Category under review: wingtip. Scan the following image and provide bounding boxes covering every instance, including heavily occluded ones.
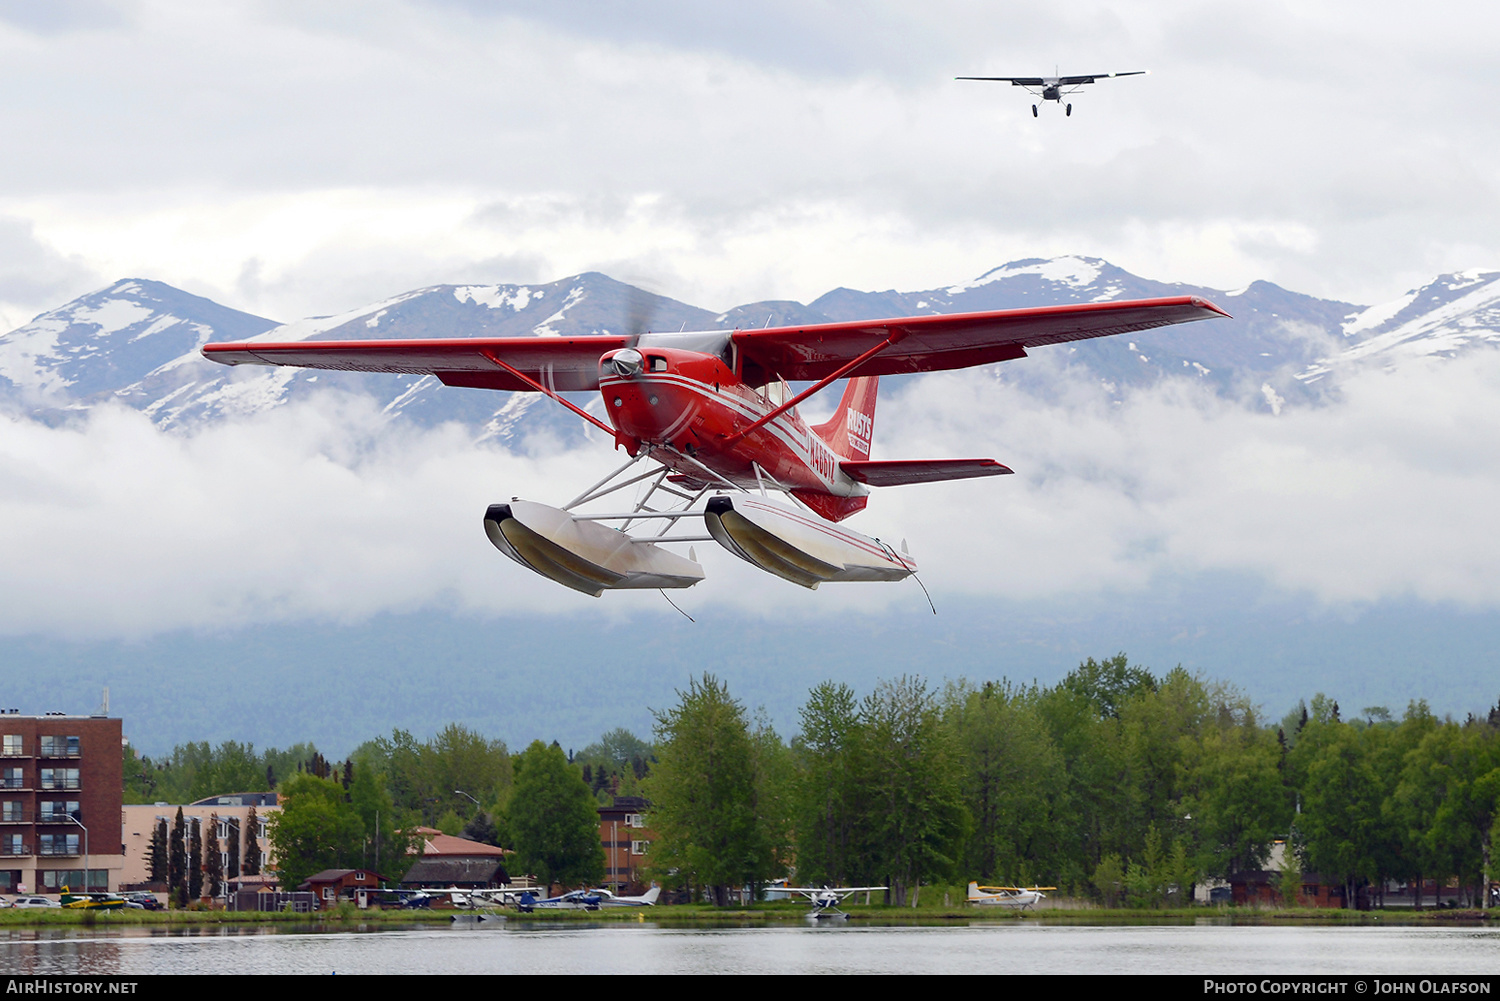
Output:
[1191,296,1233,319]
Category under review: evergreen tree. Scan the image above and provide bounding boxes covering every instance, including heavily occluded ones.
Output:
[170,808,187,907]
[204,814,223,898]
[149,817,168,885]
[226,817,241,880]
[243,807,261,876]
[188,818,203,901]
[509,740,604,889]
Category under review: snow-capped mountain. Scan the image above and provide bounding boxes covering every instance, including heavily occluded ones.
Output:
[0,279,277,411]
[7,258,1500,435]
[1299,269,1500,384]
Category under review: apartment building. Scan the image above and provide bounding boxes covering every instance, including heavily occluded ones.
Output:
[597,796,654,892]
[0,712,124,894]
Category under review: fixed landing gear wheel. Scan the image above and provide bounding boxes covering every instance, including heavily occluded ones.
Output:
[1032,105,1038,117]
[1066,104,1072,116]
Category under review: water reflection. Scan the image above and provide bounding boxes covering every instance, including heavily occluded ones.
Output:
[1,920,1496,975]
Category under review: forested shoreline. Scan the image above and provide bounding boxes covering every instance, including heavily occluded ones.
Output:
[125,655,1500,908]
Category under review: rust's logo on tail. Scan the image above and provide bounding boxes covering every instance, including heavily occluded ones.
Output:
[815,376,878,461]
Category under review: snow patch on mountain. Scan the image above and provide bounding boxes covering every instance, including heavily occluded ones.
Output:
[948,256,1103,295]
[258,289,425,342]
[454,285,540,311]
[1302,270,1500,384]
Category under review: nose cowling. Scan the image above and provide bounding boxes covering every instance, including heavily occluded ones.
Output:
[605,347,643,379]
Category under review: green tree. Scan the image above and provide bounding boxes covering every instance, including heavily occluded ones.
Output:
[267,773,365,890]
[1290,714,1382,907]
[349,763,419,880]
[508,741,603,889]
[170,808,186,907]
[188,818,203,901]
[225,816,240,880]
[1180,705,1290,878]
[944,680,1064,883]
[204,814,223,898]
[149,817,168,885]
[793,682,864,886]
[645,674,778,905]
[243,807,261,876]
[857,676,967,905]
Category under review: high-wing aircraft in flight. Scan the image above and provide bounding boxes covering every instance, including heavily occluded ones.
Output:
[957,70,1147,117]
[203,295,1226,597]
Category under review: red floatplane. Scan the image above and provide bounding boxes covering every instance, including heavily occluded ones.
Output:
[203,295,1226,595]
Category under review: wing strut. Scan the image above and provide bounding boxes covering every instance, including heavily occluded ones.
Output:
[722,328,907,445]
[479,349,618,438]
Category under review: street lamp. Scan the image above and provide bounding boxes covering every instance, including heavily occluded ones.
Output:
[61,811,90,893]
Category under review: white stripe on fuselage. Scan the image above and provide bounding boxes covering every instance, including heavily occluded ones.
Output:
[600,373,864,497]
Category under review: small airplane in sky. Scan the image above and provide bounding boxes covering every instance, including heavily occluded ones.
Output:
[781,884,888,919]
[967,882,1056,909]
[957,70,1147,117]
[203,294,1225,597]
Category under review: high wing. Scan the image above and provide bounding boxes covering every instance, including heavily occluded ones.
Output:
[957,71,1146,86]
[202,334,629,392]
[730,295,1227,383]
[201,296,1226,389]
[956,76,1046,86]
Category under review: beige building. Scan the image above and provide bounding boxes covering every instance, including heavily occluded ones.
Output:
[121,794,280,890]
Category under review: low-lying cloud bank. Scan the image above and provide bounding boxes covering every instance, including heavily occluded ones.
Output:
[3,349,1498,639]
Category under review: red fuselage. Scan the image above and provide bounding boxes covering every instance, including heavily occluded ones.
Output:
[598,346,868,521]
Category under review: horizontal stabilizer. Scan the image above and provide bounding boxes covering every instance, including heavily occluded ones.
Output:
[840,458,1013,487]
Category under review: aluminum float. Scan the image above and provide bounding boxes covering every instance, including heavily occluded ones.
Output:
[483,499,705,597]
[703,494,915,589]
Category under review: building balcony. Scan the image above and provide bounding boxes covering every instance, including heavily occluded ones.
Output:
[0,810,31,824]
[0,844,32,858]
[0,779,30,791]
[37,844,81,857]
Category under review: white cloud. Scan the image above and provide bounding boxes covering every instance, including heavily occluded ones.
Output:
[5,346,1500,640]
[1,0,1500,323]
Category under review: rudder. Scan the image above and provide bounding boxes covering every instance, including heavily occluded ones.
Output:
[812,375,878,461]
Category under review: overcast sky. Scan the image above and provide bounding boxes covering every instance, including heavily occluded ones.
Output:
[5,1,1500,649]
[2,0,1499,333]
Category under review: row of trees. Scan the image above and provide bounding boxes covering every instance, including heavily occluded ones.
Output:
[267,732,607,892]
[125,741,318,805]
[641,661,1500,908]
[130,657,1500,908]
[147,807,262,905]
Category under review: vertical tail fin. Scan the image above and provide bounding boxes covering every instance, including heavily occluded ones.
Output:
[812,376,878,461]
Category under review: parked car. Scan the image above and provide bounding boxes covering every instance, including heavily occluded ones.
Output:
[12,896,60,909]
[121,892,162,911]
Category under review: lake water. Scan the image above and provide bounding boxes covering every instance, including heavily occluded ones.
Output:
[2,918,1499,976]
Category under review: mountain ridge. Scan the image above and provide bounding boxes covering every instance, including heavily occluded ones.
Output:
[5,258,1499,436]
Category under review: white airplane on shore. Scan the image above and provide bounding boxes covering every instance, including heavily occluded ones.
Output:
[967,882,1055,909]
[781,885,887,919]
[597,886,661,907]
